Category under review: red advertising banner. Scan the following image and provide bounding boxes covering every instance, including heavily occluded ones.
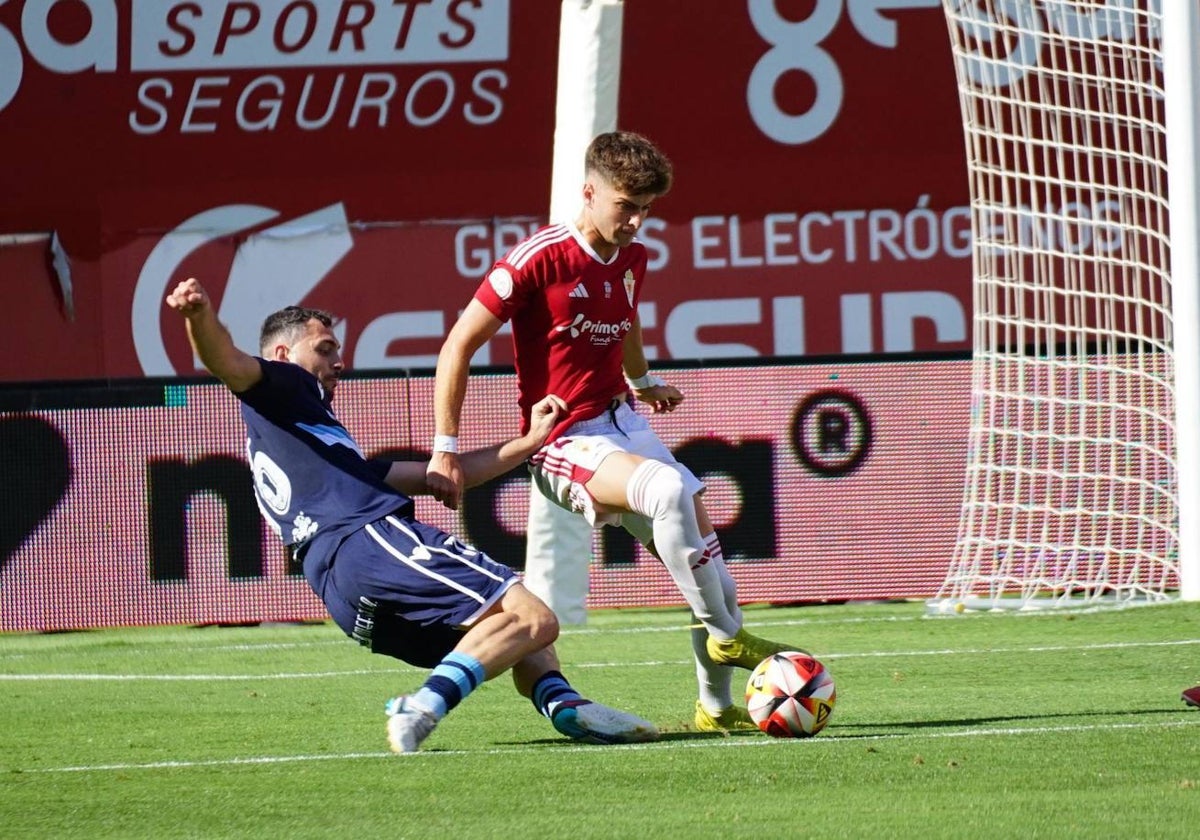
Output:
[0,359,969,632]
[0,0,973,383]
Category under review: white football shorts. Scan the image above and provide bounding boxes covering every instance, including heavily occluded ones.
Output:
[529,399,704,537]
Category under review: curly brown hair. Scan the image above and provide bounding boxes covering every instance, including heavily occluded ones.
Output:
[585,131,673,196]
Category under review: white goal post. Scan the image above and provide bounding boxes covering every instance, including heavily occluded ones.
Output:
[928,0,1200,612]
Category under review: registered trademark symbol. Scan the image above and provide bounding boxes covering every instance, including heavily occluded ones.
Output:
[790,389,872,476]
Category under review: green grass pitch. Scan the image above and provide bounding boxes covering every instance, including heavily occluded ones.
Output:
[3,600,1199,838]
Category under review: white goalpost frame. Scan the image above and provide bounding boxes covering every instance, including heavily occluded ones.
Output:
[521,0,624,623]
[1163,0,1200,600]
[930,0,1200,612]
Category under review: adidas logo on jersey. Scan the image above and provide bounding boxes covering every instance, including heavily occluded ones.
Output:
[568,283,589,299]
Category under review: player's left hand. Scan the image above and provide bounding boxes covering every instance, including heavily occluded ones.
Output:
[426,451,464,511]
[632,383,684,413]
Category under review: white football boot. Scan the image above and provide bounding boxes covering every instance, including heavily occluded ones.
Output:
[550,699,659,744]
[385,696,439,754]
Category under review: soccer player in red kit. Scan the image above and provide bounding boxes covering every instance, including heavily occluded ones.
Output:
[428,131,806,732]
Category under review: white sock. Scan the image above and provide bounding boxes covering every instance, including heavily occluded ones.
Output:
[704,533,744,628]
[625,460,740,638]
[691,536,745,711]
[691,620,735,711]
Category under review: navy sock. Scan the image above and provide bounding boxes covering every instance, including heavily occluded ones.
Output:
[531,670,584,719]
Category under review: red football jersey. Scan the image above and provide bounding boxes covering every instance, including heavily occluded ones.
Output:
[473,223,647,440]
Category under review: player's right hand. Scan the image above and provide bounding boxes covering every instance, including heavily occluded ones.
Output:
[632,382,684,414]
[526,394,567,447]
[165,277,211,316]
[426,451,464,511]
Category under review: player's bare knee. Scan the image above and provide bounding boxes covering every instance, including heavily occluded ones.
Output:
[495,582,558,651]
[507,586,560,647]
[533,598,560,646]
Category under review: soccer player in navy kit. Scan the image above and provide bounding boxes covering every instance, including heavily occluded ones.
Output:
[165,277,657,753]
[429,131,806,734]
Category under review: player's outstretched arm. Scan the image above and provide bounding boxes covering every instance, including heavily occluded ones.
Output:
[459,393,566,486]
[164,278,262,393]
[427,299,504,509]
[385,395,566,496]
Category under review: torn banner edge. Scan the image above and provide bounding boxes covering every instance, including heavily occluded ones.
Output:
[0,231,74,322]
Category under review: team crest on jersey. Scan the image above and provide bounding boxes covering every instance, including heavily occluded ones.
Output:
[291,511,318,543]
[623,270,636,306]
[488,267,514,300]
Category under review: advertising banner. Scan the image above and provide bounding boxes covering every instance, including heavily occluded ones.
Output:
[0,0,973,383]
[0,359,969,632]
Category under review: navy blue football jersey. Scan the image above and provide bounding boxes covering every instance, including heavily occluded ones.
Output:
[236,359,412,551]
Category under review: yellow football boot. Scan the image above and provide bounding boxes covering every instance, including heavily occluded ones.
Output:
[694,701,758,733]
[706,627,804,670]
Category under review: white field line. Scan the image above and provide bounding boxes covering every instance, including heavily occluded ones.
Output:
[0,639,350,659]
[5,619,781,656]
[19,718,1200,775]
[3,637,1199,681]
[0,669,403,681]
[559,614,928,635]
[0,612,926,660]
[1,605,1188,658]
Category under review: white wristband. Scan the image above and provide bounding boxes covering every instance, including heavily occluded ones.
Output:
[626,373,665,390]
[433,434,459,453]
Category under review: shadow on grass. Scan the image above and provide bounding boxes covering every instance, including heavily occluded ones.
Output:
[497,707,1197,748]
[512,728,764,747]
[835,705,1191,735]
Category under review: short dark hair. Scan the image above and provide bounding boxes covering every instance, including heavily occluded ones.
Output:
[259,306,334,354]
[585,131,673,196]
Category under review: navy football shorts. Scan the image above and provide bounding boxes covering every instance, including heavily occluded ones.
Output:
[302,514,519,667]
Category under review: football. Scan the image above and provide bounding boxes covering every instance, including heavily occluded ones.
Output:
[745,651,836,738]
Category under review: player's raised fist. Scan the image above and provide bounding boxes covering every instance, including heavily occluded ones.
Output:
[165,278,211,315]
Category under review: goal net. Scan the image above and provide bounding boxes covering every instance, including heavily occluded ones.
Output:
[928,0,1184,612]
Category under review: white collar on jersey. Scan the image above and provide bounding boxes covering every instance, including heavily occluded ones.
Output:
[567,221,622,265]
